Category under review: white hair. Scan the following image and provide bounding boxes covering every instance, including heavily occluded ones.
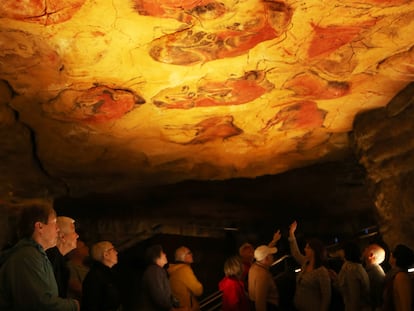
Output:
[57,216,75,234]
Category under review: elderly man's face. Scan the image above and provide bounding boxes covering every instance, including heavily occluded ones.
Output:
[182,248,194,264]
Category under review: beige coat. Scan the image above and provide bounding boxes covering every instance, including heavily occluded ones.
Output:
[248,262,279,311]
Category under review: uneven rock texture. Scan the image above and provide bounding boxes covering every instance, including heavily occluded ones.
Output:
[353,82,414,249]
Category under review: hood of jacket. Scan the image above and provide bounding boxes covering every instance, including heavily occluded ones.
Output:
[0,238,43,266]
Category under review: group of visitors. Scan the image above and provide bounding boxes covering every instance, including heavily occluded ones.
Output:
[0,202,204,311]
[1,202,413,311]
[219,220,414,311]
[0,203,122,311]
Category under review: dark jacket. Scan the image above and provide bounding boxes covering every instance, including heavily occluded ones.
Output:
[139,264,176,311]
[81,261,121,311]
[0,238,78,311]
[47,246,70,298]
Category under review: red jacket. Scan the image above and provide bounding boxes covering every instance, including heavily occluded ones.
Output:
[219,276,251,311]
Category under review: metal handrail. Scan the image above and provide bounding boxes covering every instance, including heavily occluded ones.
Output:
[271,254,290,266]
[199,290,223,310]
[204,302,222,311]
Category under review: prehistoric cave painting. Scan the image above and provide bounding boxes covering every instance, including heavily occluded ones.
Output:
[0,29,64,93]
[308,20,377,59]
[186,115,243,144]
[0,0,86,25]
[262,101,327,131]
[149,0,292,65]
[43,86,145,124]
[153,70,274,109]
[132,0,226,23]
[284,72,351,99]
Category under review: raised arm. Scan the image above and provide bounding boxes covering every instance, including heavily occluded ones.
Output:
[288,221,307,265]
[268,229,281,248]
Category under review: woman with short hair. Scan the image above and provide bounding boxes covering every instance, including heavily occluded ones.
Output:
[219,256,251,311]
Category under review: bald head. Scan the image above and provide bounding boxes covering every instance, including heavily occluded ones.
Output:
[364,244,385,265]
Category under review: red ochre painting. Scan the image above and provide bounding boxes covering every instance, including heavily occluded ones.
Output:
[43,86,145,124]
[186,115,243,144]
[153,71,274,109]
[263,101,327,132]
[148,0,292,65]
[1,0,414,179]
[308,20,377,59]
[284,73,351,100]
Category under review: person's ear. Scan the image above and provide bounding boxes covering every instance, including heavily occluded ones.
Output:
[35,221,43,230]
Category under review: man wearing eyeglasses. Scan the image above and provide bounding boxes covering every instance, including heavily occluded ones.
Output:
[81,241,121,311]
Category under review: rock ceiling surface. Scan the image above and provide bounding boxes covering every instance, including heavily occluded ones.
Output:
[0,0,414,201]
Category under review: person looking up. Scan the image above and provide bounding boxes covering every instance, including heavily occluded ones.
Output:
[81,241,121,311]
[383,244,414,311]
[362,243,386,311]
[219,255,251,311]
[248,242,281,311]
[239,229,282,290]
[168,246,203,311]
[138,244,180,311]
[0,202,79,310]
[334,241,370,311]
[239,242,255,289]
[46,216,79,298]
[288,220,331,311]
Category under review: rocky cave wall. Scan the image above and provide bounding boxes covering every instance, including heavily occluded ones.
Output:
[352,82,414,250]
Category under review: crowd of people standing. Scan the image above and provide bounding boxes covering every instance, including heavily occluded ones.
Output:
[0,202,205,311]
[218,220,414,311]
[0,202,414,311]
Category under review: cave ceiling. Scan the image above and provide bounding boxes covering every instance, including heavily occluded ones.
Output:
[0,0,414,228]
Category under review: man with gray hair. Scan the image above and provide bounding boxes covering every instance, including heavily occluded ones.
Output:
[168,246,203,310]
[82,241,121,311]
[47,216,79,298]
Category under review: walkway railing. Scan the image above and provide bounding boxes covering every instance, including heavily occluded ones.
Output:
[199,290,223,311]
